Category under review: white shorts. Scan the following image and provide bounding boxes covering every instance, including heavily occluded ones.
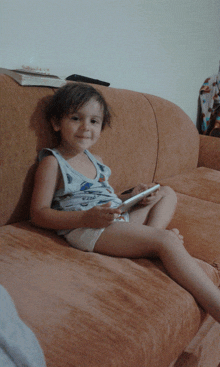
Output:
[64,212,129,252]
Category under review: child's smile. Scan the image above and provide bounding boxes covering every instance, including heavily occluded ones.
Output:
[53,98,104,155]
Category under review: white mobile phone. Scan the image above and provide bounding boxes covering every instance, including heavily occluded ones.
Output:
[118,184,160,212]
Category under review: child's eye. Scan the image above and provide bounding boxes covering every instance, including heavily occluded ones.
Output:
[91,119,102,125]
[71,116,79,121]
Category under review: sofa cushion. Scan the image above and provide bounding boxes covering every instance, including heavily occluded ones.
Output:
[0,75,55,226]
[156,167,220,265]
[90,86,159,193]
[165,193,220,266]
[0,222,219,367]
[143,93,200,181]
[158,167,220,204]
[172,315,220,367]
[198,135,220,171]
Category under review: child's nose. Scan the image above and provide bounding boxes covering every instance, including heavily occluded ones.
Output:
[80,119,90,130]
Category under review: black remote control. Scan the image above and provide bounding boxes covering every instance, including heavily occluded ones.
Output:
[65,74,110,87]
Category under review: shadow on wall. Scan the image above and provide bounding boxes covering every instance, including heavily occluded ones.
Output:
[29,94,59,153]
[7,95,58,225]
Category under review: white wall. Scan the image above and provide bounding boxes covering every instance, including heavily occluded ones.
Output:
[1,0,219,123]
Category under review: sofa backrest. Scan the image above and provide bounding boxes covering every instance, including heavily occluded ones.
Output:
[143,93,200,182]
[0,75,199,226]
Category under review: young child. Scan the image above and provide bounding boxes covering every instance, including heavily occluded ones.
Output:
[31,83,220,323]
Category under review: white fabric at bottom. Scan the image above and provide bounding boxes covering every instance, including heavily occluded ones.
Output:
[0,285,46,367]
[64,227,105,252]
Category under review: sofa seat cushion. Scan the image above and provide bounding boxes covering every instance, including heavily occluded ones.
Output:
[157,167,220,204]
[171,315,220,367]
[0,222,219,367]
[163,192,220,267]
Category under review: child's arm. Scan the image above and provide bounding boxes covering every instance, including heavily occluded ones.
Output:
[30,156,121,231]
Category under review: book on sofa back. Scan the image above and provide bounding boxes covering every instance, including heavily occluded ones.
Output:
[0,67,66,87]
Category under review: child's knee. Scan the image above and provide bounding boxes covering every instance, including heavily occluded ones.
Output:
[161,186,177,203]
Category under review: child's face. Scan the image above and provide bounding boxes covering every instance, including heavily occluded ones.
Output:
[52,98,104,154]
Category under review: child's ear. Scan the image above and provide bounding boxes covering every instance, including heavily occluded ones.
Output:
[51,119,61,132]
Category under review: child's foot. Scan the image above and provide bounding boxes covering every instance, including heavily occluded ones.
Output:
[171,228,184,243]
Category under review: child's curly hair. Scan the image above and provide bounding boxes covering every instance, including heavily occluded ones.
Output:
[45,82,111,131]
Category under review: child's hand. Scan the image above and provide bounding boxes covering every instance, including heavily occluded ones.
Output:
[84,202,121,228]
[132,183,160,206]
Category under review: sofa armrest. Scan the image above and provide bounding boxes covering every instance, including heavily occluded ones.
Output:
[198,135,220,171]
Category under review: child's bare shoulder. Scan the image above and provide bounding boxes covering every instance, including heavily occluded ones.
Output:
[37,154,59,177]
[40,153,58,164]
[34,153,61,192]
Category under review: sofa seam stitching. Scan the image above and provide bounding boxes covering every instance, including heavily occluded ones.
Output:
[141,93,159,182]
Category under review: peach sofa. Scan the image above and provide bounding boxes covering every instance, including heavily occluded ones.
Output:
[1,74,220,367]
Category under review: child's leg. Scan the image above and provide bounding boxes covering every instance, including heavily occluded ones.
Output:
[130,186,177,229]
[94,223,220,323]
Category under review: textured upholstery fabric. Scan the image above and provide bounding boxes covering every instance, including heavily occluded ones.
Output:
[198,135,220,171]
[90,87,158,193]
[0,222,219,367]
[0,75,55,226]
[170,315,220,367]
[158,168,220,265]
[158,167,220,204]
[143,94,200,181]
[1,75,220,366]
